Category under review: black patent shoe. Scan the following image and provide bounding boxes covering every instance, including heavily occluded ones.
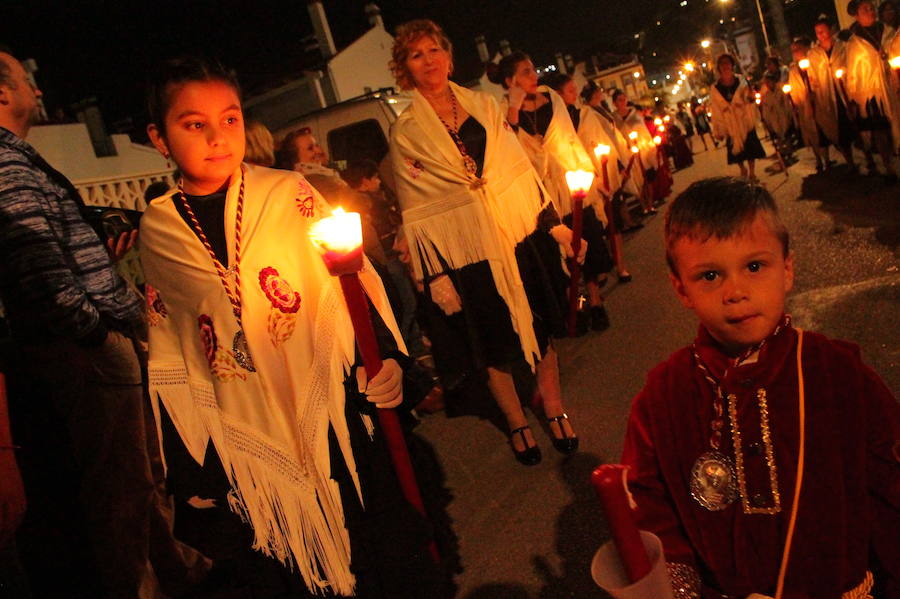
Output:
[591,305,611,331]
[510,425,542,466]
[547,413,579,454]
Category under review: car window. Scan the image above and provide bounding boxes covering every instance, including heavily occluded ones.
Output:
[326,119,389,165]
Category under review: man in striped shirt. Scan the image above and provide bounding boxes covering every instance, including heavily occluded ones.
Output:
[0,50,208,598]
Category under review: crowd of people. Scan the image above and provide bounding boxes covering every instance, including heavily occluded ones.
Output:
[0,7,898,599]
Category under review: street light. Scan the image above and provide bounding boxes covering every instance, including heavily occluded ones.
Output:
[684,62,695,72]
[633,71,641,78]
[701,40,711,48]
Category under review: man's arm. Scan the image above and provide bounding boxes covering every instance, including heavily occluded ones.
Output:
[0,163,106,344]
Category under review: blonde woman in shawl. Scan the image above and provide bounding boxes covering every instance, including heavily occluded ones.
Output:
[140,56,442,597]
[845,0,899,183]
[243,119,274,167]
[496,57,615,330]
[810,15,860,171]
[788,38,832,172]
[549,73,634,291]
[611,90,658,215]
[710,53,766,180]
[388,21,581,466]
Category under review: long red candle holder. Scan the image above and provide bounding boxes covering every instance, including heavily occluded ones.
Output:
[564,170,593,337]
[313,211,439,563]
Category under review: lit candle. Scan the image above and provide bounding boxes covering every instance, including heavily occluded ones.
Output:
[663,115,671,123]
[594,144,612,194]
[564,170,594,336]
[658,125,666,132]
[310,207,438,562]
[890,56,900,69]
[653,117,663,126]
[782,84,792,94]
[592,465,653,583]
[630,145,639,153]
[628,131,638,141]
[834,68,844,78]
[798,58,810,70]
[653,135,662,145]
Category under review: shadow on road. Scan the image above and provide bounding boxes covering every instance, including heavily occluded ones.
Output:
[461,583,532,598]
[535,453,613,599]
[798,166,900,250]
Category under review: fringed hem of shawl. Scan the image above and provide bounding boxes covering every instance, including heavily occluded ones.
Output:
[149,365,356,597]
[403,198,497,280]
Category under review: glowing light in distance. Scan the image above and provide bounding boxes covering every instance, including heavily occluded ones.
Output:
[653,135,662,145]
[782,84,792,94]
[654,117,663,126]
[798,58,810,70]
[834,68,844,78]
[890,56,900,69]
[633,71,641,78]
[701,40,711,48]
[628,131,638,140]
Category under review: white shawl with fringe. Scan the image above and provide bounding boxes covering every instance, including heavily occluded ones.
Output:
[845,24,900,146]
[808,42,844,144]
[787,64,820,147]
[140,164,404,597]
[760,85,794,137]
[589,104,644,196]
[503,86,604,219]
[710,75,760,155]
[576,104,625,196]
[613,106,659,178]
[389,82,544,367]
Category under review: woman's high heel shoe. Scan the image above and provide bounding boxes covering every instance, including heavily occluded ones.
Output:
[546,413,579,454]
[510,425,542,466]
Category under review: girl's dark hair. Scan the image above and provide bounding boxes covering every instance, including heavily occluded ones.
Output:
[717,53,737,69]
[879,0,895,17]
[814,13,834,27]
[146,56,241,132]
[341,159,380,188]
[664,177,789,274]
[543,72,573,93]
[581,80,600,103]
[488,51,530,88]
[611,89,627,103]
[791,36,812,49]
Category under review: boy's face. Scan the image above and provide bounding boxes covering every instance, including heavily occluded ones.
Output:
[669,214,794,354]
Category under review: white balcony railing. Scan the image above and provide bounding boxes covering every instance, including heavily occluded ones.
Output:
[75,169,176,212]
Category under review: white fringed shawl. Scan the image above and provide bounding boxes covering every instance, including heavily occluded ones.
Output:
[503,86,603,218]
[787,64,820,147]
[710,75,760,155]
[589,104,644,196]
[389,82,544,367]
[576,104,624,195]
[808,42,844,144]
[845,24,900,146]
[613,106,658,184]
[140,165,404,597]
[760,85,795,138]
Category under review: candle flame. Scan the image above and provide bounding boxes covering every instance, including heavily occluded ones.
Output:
[663,115,671,122]
[782,84,792,94]
[755,98,761,104]
[659,125,666,132]
[653,117,663,126]
[685,62,695,72]
[309,207,363,254]
[890,56,900,69]
[565,170,594,194]
[630,145,639,154]
[798,58,810,70]
[628,131,638,140]
[594,144,611,157]
[834,68,844,78]
[653,135,662,145]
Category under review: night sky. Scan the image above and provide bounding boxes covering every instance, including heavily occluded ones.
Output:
[5,0,830,133]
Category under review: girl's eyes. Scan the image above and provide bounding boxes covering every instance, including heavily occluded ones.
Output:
[225,116,240,125]
[701,271,718,282]
[185,121,204,130]
[748,261,762,273]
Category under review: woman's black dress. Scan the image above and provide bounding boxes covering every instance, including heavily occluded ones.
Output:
[164,192,446,599]
[714,80,766,164]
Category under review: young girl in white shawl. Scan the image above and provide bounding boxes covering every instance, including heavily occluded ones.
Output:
[710,54,766,180]
[388,21,581,466]
[810,15,860,171]
[140,56,443,598]
[845,0,899,182]
[612,90,658,215]
[788,38,831,172]
[496,54,615,330]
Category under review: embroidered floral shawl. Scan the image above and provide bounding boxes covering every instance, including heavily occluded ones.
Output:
[390,82,545,367]
[140,164,404,596]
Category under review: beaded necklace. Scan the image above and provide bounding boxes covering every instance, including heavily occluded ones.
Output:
[434,90,479,178]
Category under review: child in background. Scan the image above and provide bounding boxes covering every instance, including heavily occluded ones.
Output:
[621,177,899,598]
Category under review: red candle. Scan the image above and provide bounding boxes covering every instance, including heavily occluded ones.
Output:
[311,209,439,562]
[601,156,610,196]
[592,464,652,582]
[564,170,593,337]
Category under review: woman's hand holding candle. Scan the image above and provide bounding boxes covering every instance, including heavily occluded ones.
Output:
[357,358,404,408]
[550,224,587,263]
[429,274,462,315]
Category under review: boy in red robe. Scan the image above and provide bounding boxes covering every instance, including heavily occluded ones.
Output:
[622,177,899,598]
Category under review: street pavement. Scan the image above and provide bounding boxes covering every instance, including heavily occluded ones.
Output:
[413,135,900,599]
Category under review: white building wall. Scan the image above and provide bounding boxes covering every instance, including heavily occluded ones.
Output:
[328,26,397,101]
[27,123,169,183]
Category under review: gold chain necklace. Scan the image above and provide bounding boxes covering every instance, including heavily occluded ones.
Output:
[177,166,255,372]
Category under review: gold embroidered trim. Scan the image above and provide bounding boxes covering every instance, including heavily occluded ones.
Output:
[666,562,701,599]
[729,388,781,514]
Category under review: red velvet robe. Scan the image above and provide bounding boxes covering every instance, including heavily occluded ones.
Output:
[622,322,900,598]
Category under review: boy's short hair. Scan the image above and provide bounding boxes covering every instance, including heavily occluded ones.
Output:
[664,177,789,275]
[341,159,379,189]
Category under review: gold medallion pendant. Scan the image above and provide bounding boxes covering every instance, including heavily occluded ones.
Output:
[232,329,256,372]
[690,451,738,511]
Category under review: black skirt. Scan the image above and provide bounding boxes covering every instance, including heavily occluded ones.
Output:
[726,128,766,164]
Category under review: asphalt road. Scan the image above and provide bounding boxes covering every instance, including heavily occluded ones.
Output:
[414,136,900,599]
